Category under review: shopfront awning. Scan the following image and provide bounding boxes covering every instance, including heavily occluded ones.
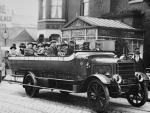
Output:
[62,16,143,31]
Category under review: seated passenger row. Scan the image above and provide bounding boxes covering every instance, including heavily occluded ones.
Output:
[8,40,75,57]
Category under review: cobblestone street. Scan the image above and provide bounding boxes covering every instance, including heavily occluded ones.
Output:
[0,81,150,113]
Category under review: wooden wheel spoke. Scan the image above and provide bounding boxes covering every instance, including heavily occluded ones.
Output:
[97,92,105,97]
[97,96,104,107]
[91,85,97,94]
[97,86,102,94]
[136,96,138,103]
[91,98,97,107]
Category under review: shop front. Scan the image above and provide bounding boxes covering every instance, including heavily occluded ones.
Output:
[61,16,144,56]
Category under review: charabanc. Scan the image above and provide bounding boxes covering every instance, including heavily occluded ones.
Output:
[4,40,150,113]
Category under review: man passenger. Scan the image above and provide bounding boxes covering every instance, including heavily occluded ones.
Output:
[46,40,58,56]
[58,42,68,57]
[24,42,34,56]
[66,40,75,55]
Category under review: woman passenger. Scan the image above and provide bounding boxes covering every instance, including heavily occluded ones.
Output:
[9,46,18,56]
[18,43,26,56]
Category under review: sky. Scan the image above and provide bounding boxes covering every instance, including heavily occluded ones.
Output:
[0,0,38,17]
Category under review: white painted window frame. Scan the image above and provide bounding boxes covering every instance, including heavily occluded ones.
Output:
[129,0,143,4]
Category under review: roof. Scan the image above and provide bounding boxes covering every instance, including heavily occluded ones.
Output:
[63,16,138,30]
[9,28,35,41]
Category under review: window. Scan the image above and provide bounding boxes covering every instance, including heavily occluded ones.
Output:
[42,0,46,19]
[51,0,62,18]
[82,0,89,16]
[129,0,143,4]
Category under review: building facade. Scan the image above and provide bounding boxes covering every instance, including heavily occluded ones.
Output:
[38,0,111,41]
[38,0,149,67]
[101,0,150,67]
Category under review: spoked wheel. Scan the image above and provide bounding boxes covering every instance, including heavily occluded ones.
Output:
[24,74,39,97]
[126,81,148,107]
[87,79,109,113]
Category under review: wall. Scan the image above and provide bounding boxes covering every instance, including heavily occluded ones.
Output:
[109,0,150,67]
[67,0,81,21]
[89,0,110,17]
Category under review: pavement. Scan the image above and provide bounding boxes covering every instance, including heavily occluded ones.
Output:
[0,81,150,113]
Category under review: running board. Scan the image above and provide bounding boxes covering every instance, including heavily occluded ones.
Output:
[6,80,75,93]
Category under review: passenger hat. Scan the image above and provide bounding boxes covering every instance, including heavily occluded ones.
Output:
[69,40,75,44]
[83,42,90,47]
[19,43,26,48]
[44,43,49,47]
[37,43,43,47]
[27,42,33,45]
[60,42,68,47]
[10,46,16,50]
[50,40,57,44]
[134,50,140,54]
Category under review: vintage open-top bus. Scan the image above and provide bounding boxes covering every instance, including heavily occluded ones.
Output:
[3,40,150,112]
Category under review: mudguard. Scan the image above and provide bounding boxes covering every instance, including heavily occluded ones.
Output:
[90,74,112,84]
[78,74,111,93]
[135,72,149,81]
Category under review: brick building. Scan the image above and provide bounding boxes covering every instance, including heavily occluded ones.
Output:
[101,0,150,67]
[38,0,149,67]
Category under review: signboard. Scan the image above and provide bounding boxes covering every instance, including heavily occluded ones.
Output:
[86,29,96,36]
[72,29,85,37]
[62,30,70,37]
[98,29,143,38]
[0,4,12,28]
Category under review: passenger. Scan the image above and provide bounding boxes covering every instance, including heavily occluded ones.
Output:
[9,46,18,56]
[133,50,145,73]
[37,44,45,55]
[58,42,68,57]
[57,43,61,52]
[92,41,101,51]
[46,40,58,56]
[24,42,34,56]
[18,43,26,56]
[82,42,91,50]
[66,40,75,55]
[43,43,49,55]
[33,43,38,56]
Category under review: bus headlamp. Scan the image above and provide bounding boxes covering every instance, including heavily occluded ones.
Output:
[113,74,122,84]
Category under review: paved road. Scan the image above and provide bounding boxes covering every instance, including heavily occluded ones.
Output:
[0,81,150,113]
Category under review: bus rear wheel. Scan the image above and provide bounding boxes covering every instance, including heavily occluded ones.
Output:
[24,74,39,97]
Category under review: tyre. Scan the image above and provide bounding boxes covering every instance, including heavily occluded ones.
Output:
[24,74,39,97]
[126,81,148,107]
[87,79,110,112]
